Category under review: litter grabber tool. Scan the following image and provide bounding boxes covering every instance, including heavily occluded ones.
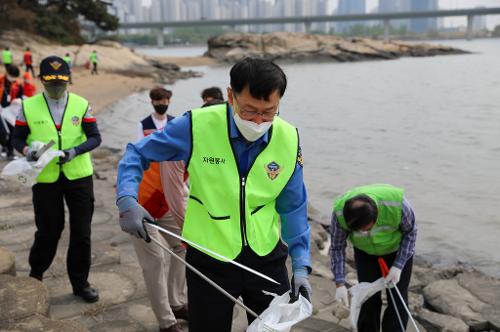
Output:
[148,235,261,320]
[35,139,56,159]
[146,221,281,285]
[378,258,420,332]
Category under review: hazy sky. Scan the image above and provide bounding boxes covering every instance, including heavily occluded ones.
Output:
[365,0,500,28]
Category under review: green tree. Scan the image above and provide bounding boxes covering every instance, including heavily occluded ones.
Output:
[1,0,118,44]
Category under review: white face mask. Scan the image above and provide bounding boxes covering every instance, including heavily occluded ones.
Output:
[233,112,272,142]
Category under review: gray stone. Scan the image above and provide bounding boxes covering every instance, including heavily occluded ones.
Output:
[48,270,137,320]
[457,271,500,305]
[0,275,49,323]
[423,279,487,327]
[1,314,88,331]
[481,306,500,330]
[0,246,16,276]
[293,317,351,331]
[416,308,469,332]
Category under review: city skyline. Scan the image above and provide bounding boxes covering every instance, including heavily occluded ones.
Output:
[112,0,500,30]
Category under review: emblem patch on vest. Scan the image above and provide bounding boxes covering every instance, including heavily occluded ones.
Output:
[71,116,81,126]
[265,161,281,180]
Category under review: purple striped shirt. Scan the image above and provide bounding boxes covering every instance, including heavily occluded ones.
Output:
[330,196,417,284]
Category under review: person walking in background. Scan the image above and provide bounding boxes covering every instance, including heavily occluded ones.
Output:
[12,56,102,303]
[0,65,23,160]
[23,47,35,77]
[90,50,98,75]
[63,52,73,84]
[23,71,36,97]
[2,47,13,70]
[132,86,188,332]
[201,86,224,107]
[330,184,417,332]
[116,58,312,332]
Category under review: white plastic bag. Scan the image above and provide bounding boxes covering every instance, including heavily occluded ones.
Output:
[0,98,22,127]
[349,277,385,330]
[246,291,312,332]
[1,149,65,187]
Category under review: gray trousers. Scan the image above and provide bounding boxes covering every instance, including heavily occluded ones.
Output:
[131,213,187,328]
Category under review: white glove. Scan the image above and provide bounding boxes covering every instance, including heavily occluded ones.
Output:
[335,285,349,306]
[385,267,402,288]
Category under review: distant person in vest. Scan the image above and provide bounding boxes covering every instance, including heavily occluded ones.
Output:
[23,47,35,77]
[12,56,102,303]
[0,64,23,160]
[2,47,13,70]
[201,86,224,107]
[89,50,98,75]
[330,184,417,332]
[132,86,189,332]
[116,58,311,332]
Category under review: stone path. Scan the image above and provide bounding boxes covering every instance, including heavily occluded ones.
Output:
[1,149,499,331]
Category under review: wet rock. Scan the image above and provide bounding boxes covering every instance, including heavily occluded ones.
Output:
[0,275,49,323]
[0,246,16,276]
[1,314,88,331]
[416,308,469,332]
[423,279,488,328]
[207,32,467,63]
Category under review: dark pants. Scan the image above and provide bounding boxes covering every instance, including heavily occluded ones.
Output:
[0,120,14,157]
[91,62,98,74]
[354,248,413,332]
[29,174,94,291]
[186,241,291,332]
[25,63,35,76]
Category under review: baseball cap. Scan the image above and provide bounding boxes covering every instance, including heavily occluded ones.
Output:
[39,56,70,82]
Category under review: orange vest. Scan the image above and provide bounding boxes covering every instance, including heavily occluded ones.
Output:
[137,115,171,218]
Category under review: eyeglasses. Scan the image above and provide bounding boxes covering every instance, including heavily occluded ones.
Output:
[234,96,278,121]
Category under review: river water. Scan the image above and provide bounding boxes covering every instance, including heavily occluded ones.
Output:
[104,40,500,276]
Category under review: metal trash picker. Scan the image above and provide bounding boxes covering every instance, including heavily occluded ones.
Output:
[378,257,420,332]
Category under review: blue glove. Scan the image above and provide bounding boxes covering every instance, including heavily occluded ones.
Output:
[117,196,153,242]
[290,267,312,303]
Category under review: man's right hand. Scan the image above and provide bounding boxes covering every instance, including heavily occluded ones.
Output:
[117,196,153,242]
[24,147,39,162]
[335,284,349,307]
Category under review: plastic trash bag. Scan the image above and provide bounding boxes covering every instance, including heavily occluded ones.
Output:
[246,291,313,332]
[1,149,65,188]
[0,98,22,127]
[349,277,385,330]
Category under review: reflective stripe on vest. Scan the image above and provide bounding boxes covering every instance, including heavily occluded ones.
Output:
[23,93,93,183]
[184,103,299,260]
[333,184,404,256]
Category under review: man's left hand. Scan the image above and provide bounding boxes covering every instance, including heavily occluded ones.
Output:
[385,267,402,288]
[290,267,312,302]
[59,149,76,164]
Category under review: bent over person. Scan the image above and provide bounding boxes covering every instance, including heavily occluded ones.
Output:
[116,58,312,332]
[330,184,417,332]
[13,56,101,303]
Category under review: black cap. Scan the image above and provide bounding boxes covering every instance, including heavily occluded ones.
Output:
[39,56,70,82]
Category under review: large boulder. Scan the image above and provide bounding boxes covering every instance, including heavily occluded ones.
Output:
[423,279,488,329]
[0,275,49,324]
[416,308,469,332]
[0,246,16,276]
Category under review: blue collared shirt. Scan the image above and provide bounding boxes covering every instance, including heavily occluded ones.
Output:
[117,106,311,271]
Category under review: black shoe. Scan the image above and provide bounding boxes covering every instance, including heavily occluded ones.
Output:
[73,286,99,303]
[29,272,43,281]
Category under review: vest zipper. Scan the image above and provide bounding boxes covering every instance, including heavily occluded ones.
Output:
[240,176,248,246]
[57,130,62,171]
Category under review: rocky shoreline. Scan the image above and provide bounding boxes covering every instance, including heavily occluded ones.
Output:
[207,32,468,63]
[1,31,498,331]
[1,147,499,331]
